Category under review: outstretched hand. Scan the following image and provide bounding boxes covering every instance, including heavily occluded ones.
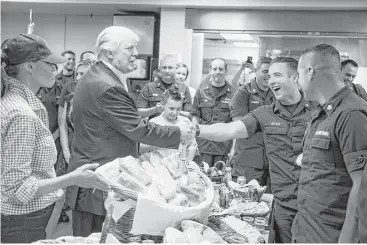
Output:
[179,120,196,141]
[72,163,110,191]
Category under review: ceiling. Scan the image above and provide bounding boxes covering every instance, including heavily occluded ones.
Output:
[1,2,161,15]
[2,0,367,15]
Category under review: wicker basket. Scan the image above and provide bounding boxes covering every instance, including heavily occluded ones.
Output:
[99,167,214,244]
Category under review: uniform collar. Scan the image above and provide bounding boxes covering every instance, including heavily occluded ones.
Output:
[273,91,311,116]
[321,86,352,117]
[249,78,260,94]
[155,80,179,89]
[6,77,45,112]
[56,70,74,80]
[204,80,232,98]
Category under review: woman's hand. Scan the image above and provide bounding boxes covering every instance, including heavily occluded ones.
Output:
[64,151,71,164]
[71,163,110,191]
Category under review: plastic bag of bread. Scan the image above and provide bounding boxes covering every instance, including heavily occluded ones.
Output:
[119,156,152,185]
[162,153,188,179]
[168,193,189,207]
[181,220,226,244]
[163,227,187,243]
[141,161,158,174]
[152,165,178,200]
[146,182,167,203]
[117,171,149,195]
[148,151,163,169]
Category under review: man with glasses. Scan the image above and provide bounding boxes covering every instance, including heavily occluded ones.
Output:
[137,55,192,119]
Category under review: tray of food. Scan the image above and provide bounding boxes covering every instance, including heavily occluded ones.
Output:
[210,199,270,218]
[208,215,265,244]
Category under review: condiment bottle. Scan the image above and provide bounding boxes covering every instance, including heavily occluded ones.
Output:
[223,167,233,185]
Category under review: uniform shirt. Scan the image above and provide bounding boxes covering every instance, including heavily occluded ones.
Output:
[350,83,367,101]
[1,77,62,215]
[292,86,367,243]
[240,96,313,210]
[191,80,234,155]
[141,113,198,156]
[58,80,77,108]
[137,80,192,118]
[36,83,63,133]
[55,70,75,87]
[230,78,275,176]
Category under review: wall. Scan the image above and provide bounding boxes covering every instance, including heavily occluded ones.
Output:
[1,12,113,63]
[158,7,186,62]
[186,10,367,33]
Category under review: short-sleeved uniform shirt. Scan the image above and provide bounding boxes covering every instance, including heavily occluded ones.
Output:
[136,80,192,118]
[230,78,275,176]
[36,71,75,133]
[351,82,367,101]
[292,86,367,243]
[191,80,234,155]
[240,96,313,210]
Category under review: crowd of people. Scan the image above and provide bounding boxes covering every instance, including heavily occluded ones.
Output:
[1,22,367,244]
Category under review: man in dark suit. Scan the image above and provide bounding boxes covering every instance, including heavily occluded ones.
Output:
[65,26,195,237]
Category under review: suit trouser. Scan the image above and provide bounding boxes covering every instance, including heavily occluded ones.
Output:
[273,202,298,243]
[72,209,105,237]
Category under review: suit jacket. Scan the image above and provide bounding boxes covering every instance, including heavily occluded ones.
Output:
[65,61,181,215]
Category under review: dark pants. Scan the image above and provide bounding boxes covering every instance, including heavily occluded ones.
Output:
[1,203,54,243]
[72,209,105,237]
[200,153,228,167]
[273,202,297,243]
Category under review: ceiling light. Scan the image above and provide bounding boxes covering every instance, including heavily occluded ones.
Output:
[220,33,253,41]
[233,42,259,48]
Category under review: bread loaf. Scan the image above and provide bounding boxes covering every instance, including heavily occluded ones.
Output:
[148,151,163,169]
[119,156,152,185]
[117,171,148,195]
[162,153,188,179]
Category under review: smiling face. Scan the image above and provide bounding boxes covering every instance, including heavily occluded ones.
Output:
[210,59,227,85]
[341,63,358,84]
[160,57,176,84]
[111,39,139,74]
[63,53,76,71]
[175,66,188,83]
[163,97,183,122]
[268,62,299,102]
[256,63,270,90]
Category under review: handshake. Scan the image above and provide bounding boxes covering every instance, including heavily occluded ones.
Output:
[179,121,198,141]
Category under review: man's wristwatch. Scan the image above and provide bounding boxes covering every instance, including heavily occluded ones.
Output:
[195,125,200,137]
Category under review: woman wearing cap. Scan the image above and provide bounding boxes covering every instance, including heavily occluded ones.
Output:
[0,33,109,243]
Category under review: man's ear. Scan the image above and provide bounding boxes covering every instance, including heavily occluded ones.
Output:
[307,67,315,81]
[23,62,33,74]
[106,50,114,61]
[292,72,299,84]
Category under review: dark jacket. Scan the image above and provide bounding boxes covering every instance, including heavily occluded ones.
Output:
[65,61,181,215]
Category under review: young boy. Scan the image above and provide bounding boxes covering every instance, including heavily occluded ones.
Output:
[140,88,197,160]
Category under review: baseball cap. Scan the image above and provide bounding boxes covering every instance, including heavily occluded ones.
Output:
[1,33,66,65]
